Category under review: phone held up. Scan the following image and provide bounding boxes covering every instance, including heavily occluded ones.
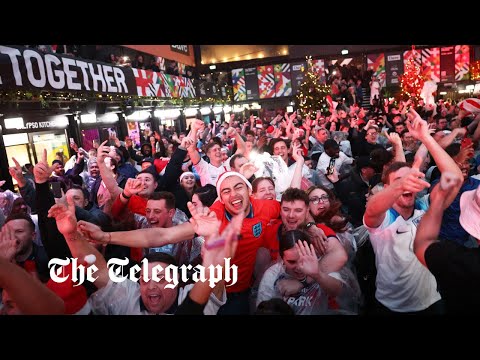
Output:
[50,182,63,198]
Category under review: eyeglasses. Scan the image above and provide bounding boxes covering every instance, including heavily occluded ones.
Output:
[367,132,378,136]
[309,195,329,204]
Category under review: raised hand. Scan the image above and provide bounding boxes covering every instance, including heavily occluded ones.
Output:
[384,131,402,147]
[47,196,77,236]
[9,157,26,187]
[291,142,304,164]
[226,127,237,138]
[295,240,319,277]
[70,141,79,152]
[123,178,144,198]
[306,225,328,255]
[202,213,243,268]
[397,168,431,193]
[181,136,195,151]
[0,223,18,262]
[33,149,55,184]
[187,201,221,238]
[77,220,109,243]
[96,140,110,164]
[406,108,430,141]
[77,221,107,243]
[239,162,258,180]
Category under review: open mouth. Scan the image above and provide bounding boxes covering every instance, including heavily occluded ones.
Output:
[402,192,413,200]
[231,199,243,210]
[265,195,274,200]
[148,294,161,305]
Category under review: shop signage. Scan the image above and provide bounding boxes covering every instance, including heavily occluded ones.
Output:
[170,45,190,55]
[0,45,197,98]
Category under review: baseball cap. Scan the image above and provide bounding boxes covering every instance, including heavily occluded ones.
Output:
[139,157,154,165]
[355,156,376,171]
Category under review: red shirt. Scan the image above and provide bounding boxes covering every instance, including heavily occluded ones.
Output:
[111,194,148,219]
[209,197,280,293]
[264,221,336,261]
[110,194,148,263]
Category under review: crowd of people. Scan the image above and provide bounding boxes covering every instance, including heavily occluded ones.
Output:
[1,88,480,315]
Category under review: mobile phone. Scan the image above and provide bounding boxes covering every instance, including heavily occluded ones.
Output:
[50,182,63,198]
[69,137,74,144]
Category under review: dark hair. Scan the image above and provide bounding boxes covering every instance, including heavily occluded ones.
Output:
[280,187,309,206]
[142,252,177,267]
[324,139,339,151]
[5,213,35,232]
[193,184,217,207]
[445,143,461,158]
[148,191,175,210]
[269,138,290,155]
[205,141,221,155]
[382,161,410,184]
[279,229,310,258]
[255,298,295,315]
[305,186,347,232]
[138,168,159,182]
[246,130,255,137]
[67,184,90,202]
[229,154,245,170]
[252,177,275,193]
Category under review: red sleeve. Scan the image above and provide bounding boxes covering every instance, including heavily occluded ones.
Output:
[316,224,336,238]
[111,194,147,220]
[111,193,127,220]
[209,200,225,221]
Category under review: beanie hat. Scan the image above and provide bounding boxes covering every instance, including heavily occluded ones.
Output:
[180,172,195,182]
[215,171,252,197]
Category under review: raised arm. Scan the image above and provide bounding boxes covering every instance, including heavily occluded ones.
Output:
[187,119,205,165]
[406,108,463,178]
[414,172,463,267]
[289,142,305,189]
[78,201,221,249]
[48,197,110,289]
[364,167,431,228]
[0,257,65,314]
[96,140,122,197]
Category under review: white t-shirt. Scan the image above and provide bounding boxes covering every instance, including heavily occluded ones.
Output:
[194,157,231,186]
[363,196,441,312]
[90,279,226,315]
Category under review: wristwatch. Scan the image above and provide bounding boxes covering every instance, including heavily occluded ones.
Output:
[305,222,316,229]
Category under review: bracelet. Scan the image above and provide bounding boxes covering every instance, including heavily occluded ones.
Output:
[122,191,131,200]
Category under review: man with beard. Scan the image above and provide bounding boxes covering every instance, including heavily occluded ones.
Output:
[363,108,462,315]
[1,213,49,282]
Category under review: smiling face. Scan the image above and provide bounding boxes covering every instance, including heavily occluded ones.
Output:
[207,144,223,166]
[219,175,251,216]
[139,262,177,314]
[253,179,275,201]
[308,188,330,218]
[145,199,174,228]
[273,140,289,164]
[281,200,308,231]
[136,173,158,198]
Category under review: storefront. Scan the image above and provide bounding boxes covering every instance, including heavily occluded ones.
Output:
[125,110,153,148]
[0,113,72,188]
[78,112,121,150]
